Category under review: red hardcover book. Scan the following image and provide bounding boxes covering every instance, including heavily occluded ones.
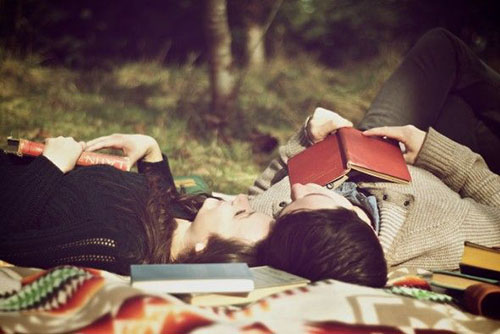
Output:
[6,137,130,171]
[288,127,411,187]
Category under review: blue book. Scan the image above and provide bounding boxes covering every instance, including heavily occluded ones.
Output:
[130,263,254,294]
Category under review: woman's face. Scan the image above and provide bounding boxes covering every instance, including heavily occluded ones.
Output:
[188,194,274,247]
[280,183,370,224]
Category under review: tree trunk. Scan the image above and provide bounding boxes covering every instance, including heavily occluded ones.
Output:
[246,22,265,67]
[205,0,235,117]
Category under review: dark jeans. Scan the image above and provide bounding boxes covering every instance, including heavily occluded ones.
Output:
[358,28,500,174]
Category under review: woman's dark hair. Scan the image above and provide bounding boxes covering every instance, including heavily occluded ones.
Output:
[255,208,387,288]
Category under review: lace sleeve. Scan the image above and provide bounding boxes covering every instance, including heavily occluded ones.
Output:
[137,154,176,190]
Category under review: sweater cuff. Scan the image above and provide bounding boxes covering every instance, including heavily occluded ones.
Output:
[414,127,473,180]
[298,123,313,147]
[137,154,176,189]
[283,124,312,159]
[137,155,166,173]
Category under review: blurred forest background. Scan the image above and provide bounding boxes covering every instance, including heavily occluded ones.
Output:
[1,0,499,192]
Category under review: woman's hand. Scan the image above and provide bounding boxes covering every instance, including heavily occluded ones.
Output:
[306,107,353,143]
[363,125,427,164]
[42,136,86,173]
[85,134,162,168]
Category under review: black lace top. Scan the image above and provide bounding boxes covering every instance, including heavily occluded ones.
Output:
[0,151,187,274]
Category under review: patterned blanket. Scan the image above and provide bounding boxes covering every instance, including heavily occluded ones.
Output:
[0,266,499,334]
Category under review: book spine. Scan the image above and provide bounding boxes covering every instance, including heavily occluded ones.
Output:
[336,128,349,169]
[18,139,129,171]
[464,241,500,253]
[433,270,499,285]
[460,263,500,281]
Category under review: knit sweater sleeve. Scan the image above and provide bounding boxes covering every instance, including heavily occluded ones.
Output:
[0,154,64,230]
[137,154,176,190]
[248,125,311,196]
[414,127,500,207]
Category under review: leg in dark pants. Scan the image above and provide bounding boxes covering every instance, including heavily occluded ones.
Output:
[358,28,500,173]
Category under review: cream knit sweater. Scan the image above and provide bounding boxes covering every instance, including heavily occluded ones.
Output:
[248,126,500,270]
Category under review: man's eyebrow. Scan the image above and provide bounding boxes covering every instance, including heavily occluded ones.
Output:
[238,211,256,218]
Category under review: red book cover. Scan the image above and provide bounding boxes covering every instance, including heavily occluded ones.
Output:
[288,128,411,187]
[288,134,348,187]
[7,138,130,171]
[339,127,411,183]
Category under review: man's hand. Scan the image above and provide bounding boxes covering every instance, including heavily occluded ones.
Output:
[43,136,85,173]
[306,107,353,143]
[85,134,162,168]
[363,125,427,164]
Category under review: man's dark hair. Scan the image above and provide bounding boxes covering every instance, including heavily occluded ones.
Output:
[255,208,387,288]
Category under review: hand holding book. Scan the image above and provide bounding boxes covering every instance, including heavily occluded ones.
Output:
[7,133,161,173]
[305,107,426,165]
[85,133,163,167]
[289,127,411,187]
[297,108,413,186]
[7,137,130,171]
[42,136,86,173]
[363,125,426,165]
[306,107,353,144]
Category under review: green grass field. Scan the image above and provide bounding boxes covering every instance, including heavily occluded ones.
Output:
[0,50,402,193]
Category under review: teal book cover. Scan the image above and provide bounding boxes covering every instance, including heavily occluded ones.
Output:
[131,263,254,294]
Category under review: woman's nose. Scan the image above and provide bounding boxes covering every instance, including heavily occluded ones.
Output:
[232,194,251,210]
[203,198,220,209]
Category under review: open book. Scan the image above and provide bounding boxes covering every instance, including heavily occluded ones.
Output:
[180,266,310,306]
[288,127,411,188]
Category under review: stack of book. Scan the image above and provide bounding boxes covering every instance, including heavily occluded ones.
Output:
[431,242,500,291]
[459,241,500,280]
[430,241,500,319]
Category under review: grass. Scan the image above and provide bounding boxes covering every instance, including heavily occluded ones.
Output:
[0,48,402,193]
